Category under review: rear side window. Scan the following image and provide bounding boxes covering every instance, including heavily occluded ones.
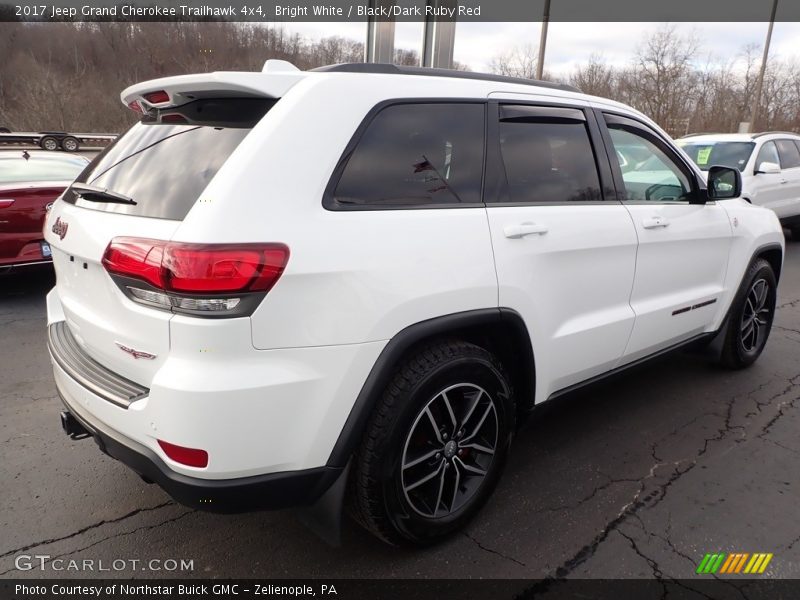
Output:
[497,107,602,203]
[775,139,800,169]
[64,98,275,220]
[331,103,485,208]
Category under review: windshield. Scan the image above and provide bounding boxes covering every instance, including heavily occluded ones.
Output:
[0,154,88,184]
[677,141,755,172]
[63,97,275,220]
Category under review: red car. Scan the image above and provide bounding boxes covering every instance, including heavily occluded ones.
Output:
[0,151,89,272]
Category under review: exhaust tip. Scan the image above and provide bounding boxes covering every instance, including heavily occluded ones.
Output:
[60,410,90,440]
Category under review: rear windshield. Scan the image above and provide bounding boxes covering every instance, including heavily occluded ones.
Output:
[64,98,275,220]
[676,141,755,172]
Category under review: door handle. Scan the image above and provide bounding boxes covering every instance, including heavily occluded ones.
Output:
[642,216,670,229]
[503,222,548,238]
[780,179,789,185]
[0,198,15,208]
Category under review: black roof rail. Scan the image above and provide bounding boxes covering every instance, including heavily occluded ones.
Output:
[751,130,800,139]
[311,63,581,93]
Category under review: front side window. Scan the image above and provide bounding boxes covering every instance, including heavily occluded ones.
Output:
[497,109,602,203]
[606,123,692,202]
[332,103,485,208]
[775,139,800,169]
[755,141,780,169]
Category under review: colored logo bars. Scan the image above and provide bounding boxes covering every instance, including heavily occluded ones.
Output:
[696,553,773,575]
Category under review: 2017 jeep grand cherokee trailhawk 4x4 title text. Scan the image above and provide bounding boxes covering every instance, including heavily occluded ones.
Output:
[45,61,784,546]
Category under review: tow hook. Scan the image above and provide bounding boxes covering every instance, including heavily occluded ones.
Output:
[60,410,90,440]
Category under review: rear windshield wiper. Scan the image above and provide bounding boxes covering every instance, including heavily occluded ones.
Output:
[70,183,137,205]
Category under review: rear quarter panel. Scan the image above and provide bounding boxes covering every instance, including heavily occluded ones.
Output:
[172,75,500,349]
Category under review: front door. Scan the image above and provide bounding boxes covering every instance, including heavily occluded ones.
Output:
[600,112,733,363]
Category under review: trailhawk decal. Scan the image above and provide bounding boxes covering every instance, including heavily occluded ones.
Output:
[115,342,157,360]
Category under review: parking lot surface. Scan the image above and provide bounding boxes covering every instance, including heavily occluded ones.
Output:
[1,235,799,581]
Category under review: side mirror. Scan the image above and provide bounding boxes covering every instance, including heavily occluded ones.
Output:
[707,166,742,200]
[756,161,781,175]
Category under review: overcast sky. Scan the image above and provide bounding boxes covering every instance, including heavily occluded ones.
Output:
[280,21,800,74]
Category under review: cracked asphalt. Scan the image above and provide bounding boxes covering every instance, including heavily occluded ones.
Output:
[1,234,799,581]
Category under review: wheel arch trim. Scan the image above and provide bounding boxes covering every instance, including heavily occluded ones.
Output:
[325,307,534,468]
[752,241,783,283]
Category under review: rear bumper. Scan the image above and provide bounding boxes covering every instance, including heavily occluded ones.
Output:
[57,388,343,512]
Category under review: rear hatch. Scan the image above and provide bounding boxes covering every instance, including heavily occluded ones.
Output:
[45,70,302,385]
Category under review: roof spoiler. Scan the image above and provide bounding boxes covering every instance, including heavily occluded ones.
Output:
[120,62,305,112]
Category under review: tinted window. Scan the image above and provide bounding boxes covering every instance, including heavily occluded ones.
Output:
[498,116,601,203]
[676,141,754,172]
[755,141,780,169]
[64,98,274,220]
[333,103,484,207]
[775,139,800,169]
[0,154,87,184]
[607,125,692,202]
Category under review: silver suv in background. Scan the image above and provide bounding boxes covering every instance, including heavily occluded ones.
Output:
[677,132,800,237]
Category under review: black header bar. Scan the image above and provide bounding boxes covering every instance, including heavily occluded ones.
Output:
[1,0,799,22]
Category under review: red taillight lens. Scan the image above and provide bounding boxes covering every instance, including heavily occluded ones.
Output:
[127,100,143,114]
[102,237,289,295]
[143,90,170,104]
[158,440,208,468]
[102,238,166,288]
[164,244,289,293]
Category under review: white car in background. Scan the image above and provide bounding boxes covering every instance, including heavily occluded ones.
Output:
[677,132,800,237]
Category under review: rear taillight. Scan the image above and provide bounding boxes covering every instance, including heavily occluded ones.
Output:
[102,237,289,316]
[103,238,165,288]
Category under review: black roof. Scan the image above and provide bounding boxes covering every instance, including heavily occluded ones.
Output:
[312,63,580,93]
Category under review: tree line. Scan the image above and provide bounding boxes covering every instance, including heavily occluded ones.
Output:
[0,22,797,137]
[0,21,418,132]
[492,25,800,136]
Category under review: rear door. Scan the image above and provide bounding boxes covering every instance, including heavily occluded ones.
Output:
[483,99,639,399]
[44,97,276,386]
[773,139,800,218]
[750,141,784,213]
[598,111,732,362]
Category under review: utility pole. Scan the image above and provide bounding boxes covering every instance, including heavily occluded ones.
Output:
[748,0,779,133]
[535,0,551,80]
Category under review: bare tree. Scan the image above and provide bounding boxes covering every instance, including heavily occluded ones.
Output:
[489,43,542,79]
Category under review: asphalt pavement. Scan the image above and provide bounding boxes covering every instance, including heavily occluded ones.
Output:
[1,234,799,581]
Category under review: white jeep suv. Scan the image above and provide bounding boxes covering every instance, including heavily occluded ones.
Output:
[677,132,800,237]
[45,61,784,546]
